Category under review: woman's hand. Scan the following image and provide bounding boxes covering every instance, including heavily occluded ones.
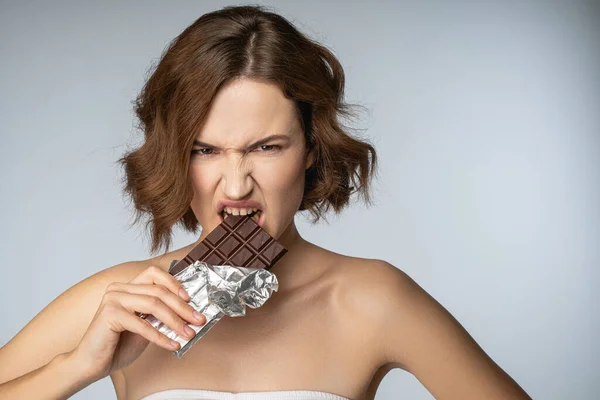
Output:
[69,265,206,381]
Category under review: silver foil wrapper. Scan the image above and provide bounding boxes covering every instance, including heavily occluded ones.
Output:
[141,260,278,358]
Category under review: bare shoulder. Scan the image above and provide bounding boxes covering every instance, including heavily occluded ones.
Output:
[330,256,413,350]
[0,259,150,384]
[330,255,413,318]
[321,256,408,349]
[333,257,531,399]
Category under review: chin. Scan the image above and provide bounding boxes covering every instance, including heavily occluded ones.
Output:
[270,216,296,241]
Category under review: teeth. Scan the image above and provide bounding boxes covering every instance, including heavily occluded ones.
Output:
[222,207,261,219]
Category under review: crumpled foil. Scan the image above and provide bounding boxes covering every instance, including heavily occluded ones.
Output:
[141,260,279,358]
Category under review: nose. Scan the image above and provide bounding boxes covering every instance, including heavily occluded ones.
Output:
[221,152,254,200]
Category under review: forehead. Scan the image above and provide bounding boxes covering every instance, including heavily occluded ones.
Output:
[197,78,300,143]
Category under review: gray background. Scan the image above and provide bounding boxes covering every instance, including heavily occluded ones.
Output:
[1,1,598,399]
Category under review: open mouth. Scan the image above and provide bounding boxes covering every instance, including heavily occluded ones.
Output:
[221,208,262,224]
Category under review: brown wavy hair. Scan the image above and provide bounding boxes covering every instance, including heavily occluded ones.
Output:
[118,4,378,255]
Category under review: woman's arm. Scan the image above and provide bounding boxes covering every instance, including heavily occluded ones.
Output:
[348,260,532,400]
[0,350,96,399]
[0,261,145,396]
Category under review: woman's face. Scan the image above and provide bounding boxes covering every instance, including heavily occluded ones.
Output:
[189,77,313,240]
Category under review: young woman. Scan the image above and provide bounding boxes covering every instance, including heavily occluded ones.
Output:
[0,5,531,400]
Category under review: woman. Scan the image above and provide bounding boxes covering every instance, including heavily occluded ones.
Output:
[0,5,531,400]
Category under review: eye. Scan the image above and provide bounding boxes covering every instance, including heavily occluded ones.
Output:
[191,148,215,157]
[257,144,281,152]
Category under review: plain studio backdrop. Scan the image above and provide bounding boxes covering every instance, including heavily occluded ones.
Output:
[1,1,598,399]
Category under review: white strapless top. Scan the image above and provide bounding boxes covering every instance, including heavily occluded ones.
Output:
[138,389,351,400]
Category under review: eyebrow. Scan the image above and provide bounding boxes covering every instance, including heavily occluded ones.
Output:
[193,134,292,150]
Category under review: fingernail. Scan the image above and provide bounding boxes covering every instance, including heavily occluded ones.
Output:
[184,325,195,338]
[179,288,190,300]
[193,311,205,322]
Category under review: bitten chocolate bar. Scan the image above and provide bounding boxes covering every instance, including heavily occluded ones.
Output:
[169,214,287,276]
[140,214,285,358]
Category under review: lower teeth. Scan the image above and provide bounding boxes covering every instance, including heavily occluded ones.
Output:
[222,212,261,220]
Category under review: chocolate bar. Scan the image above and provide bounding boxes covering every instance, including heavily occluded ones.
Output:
[169,215,287,276]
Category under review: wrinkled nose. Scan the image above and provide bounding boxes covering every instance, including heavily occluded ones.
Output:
[221,154,253,200]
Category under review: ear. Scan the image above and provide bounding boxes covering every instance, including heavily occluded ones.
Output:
[304,147,316,170]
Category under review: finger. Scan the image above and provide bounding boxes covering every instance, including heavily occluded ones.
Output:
[105,291,196,340]
[106,305,181,351]
[129,265,190,301]
[107,282,206,325]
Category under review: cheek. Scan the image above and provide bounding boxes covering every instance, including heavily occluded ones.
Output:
[188,165,216,200]
[257,154,306,200]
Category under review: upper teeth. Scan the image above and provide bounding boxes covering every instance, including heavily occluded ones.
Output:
[223,207,259,216]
